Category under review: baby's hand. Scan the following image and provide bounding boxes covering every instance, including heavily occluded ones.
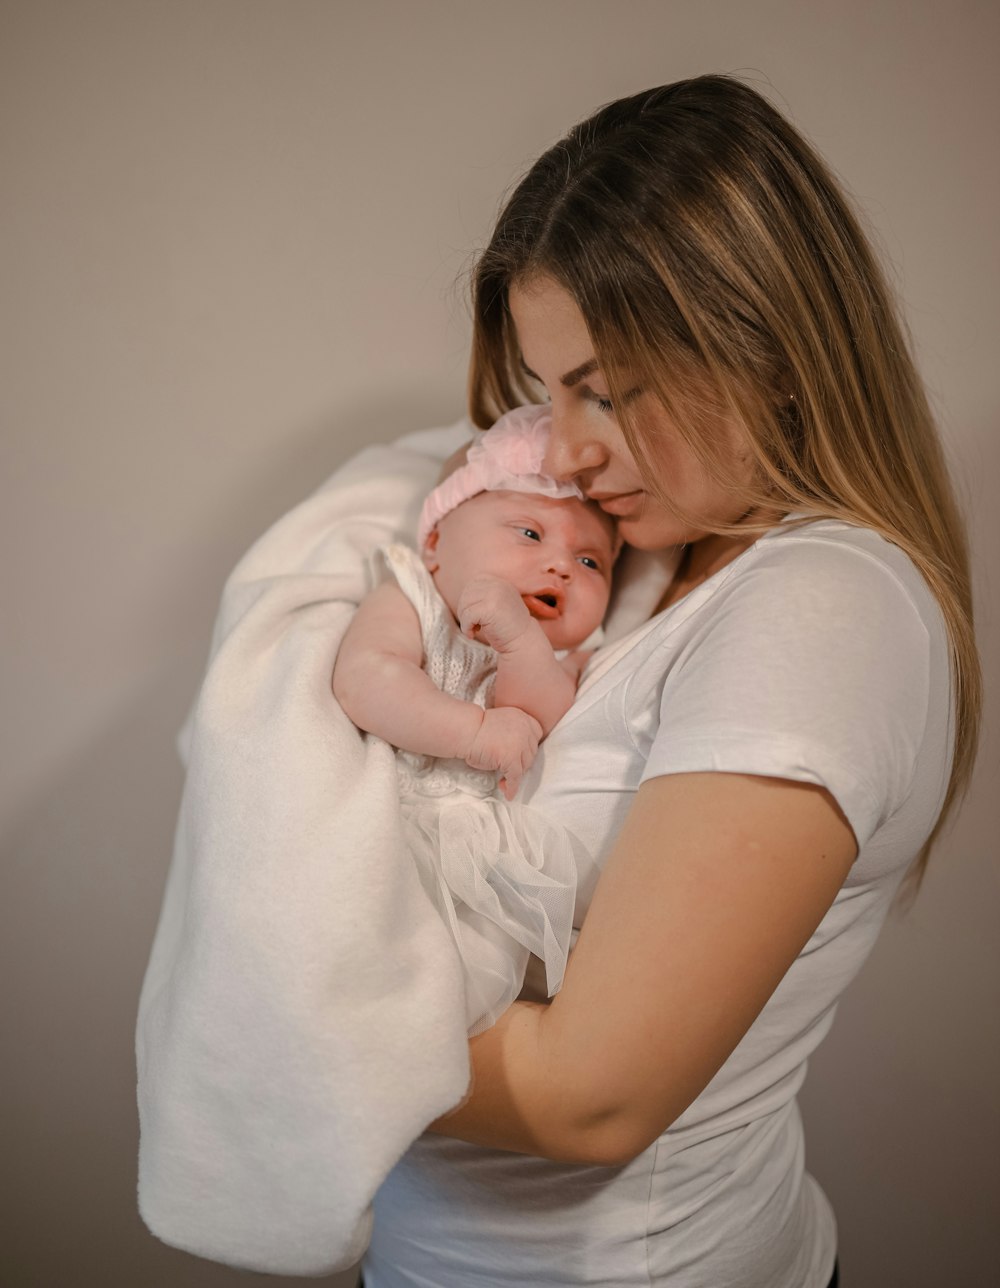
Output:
[465,707,543,800]
[457,575,531,654]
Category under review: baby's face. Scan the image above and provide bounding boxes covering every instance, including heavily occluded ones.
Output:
[423,490,616,651]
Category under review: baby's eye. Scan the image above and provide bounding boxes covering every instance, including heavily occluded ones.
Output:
[578,555,602,571]
[518,527,541,542]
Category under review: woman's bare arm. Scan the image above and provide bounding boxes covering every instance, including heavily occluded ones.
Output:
[427,770,856,1165]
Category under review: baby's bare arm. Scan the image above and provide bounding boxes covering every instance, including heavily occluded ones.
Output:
[457,576,579,736]
[333,582,542,796]
[557,649,594,686]
[333,582,484,759]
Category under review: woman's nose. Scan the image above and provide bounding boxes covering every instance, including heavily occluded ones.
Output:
[542,405,606,481]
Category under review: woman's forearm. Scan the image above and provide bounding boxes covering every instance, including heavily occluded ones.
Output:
[427,773,857,1171]
[426,1000,631,1167]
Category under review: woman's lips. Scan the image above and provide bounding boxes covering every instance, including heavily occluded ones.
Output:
[589,490,644,516]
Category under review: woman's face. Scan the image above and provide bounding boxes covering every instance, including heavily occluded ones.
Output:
[508,276,757,552]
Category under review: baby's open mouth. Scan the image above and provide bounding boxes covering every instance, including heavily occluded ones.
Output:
[524,592,561,619]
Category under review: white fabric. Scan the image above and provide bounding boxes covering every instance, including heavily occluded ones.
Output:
[377,542,500,794]
[136,420,480,1276]
[364,519,953,1288]
[135,416,655,1276]
[378,542,594,1036]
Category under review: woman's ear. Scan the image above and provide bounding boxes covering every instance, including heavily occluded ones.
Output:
[421,528,440,574]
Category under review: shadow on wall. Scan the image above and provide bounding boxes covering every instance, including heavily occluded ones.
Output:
[0,390,464,1288]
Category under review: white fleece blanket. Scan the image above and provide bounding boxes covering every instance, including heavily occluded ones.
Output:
[136,416,674,1276]
[136,420,482,1275]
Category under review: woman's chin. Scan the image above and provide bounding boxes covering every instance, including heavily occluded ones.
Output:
[618,520,687,553]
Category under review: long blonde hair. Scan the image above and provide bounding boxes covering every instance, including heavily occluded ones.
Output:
[469,75,980,883]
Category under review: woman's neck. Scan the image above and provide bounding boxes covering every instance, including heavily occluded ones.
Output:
[656,513,781,612]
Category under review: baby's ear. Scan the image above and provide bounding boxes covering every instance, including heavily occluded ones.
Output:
[421,528,440,573]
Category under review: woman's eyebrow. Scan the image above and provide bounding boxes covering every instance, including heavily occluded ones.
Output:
[519,356,600,388]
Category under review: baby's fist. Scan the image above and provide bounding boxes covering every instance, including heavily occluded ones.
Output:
[465,706,542,799]
[457,575,530,653]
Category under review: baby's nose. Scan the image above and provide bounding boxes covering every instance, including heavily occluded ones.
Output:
[546,550,573,578]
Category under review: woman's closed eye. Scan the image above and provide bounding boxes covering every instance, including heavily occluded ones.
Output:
[583,386,642,416]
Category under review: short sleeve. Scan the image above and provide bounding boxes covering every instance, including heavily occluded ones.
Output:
[639,536,935,849]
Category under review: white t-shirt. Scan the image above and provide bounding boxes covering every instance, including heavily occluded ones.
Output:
[364,518,953,1288]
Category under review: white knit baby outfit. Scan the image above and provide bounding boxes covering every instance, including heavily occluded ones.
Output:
[378,543,592,1036]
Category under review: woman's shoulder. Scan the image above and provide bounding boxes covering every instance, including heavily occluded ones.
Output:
[754,513,908,562]
[737,517,944,633]
[757,515,913,564]
[632,519,952,850]
[588,518,946,703]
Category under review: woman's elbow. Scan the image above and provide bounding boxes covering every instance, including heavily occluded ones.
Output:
[563,1108,666,1168]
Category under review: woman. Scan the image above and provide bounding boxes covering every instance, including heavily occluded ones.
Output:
[361,75,980,1288]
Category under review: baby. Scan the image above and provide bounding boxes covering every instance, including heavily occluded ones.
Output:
[333,404,617,1034]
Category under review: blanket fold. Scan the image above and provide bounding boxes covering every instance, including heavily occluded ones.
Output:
[137,420,477,1275]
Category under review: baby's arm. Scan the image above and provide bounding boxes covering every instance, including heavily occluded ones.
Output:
[333,582,542,798]
[457,575,582,736]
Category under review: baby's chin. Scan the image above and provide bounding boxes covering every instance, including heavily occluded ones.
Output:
[538,619,604,652]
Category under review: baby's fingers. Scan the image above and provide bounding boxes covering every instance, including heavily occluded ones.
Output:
[458,601,485,640]
[457,583,490,638]
[499,751,530,799]
[498,772,519,801]
[500,740,539,801]
[457,576,528,646]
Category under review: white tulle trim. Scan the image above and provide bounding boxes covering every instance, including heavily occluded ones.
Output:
[400,793,592,1037]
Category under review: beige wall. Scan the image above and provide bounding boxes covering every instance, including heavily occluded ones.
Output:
[2,2,997,1285]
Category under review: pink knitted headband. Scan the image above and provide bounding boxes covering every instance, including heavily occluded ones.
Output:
[417,404,584,548]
